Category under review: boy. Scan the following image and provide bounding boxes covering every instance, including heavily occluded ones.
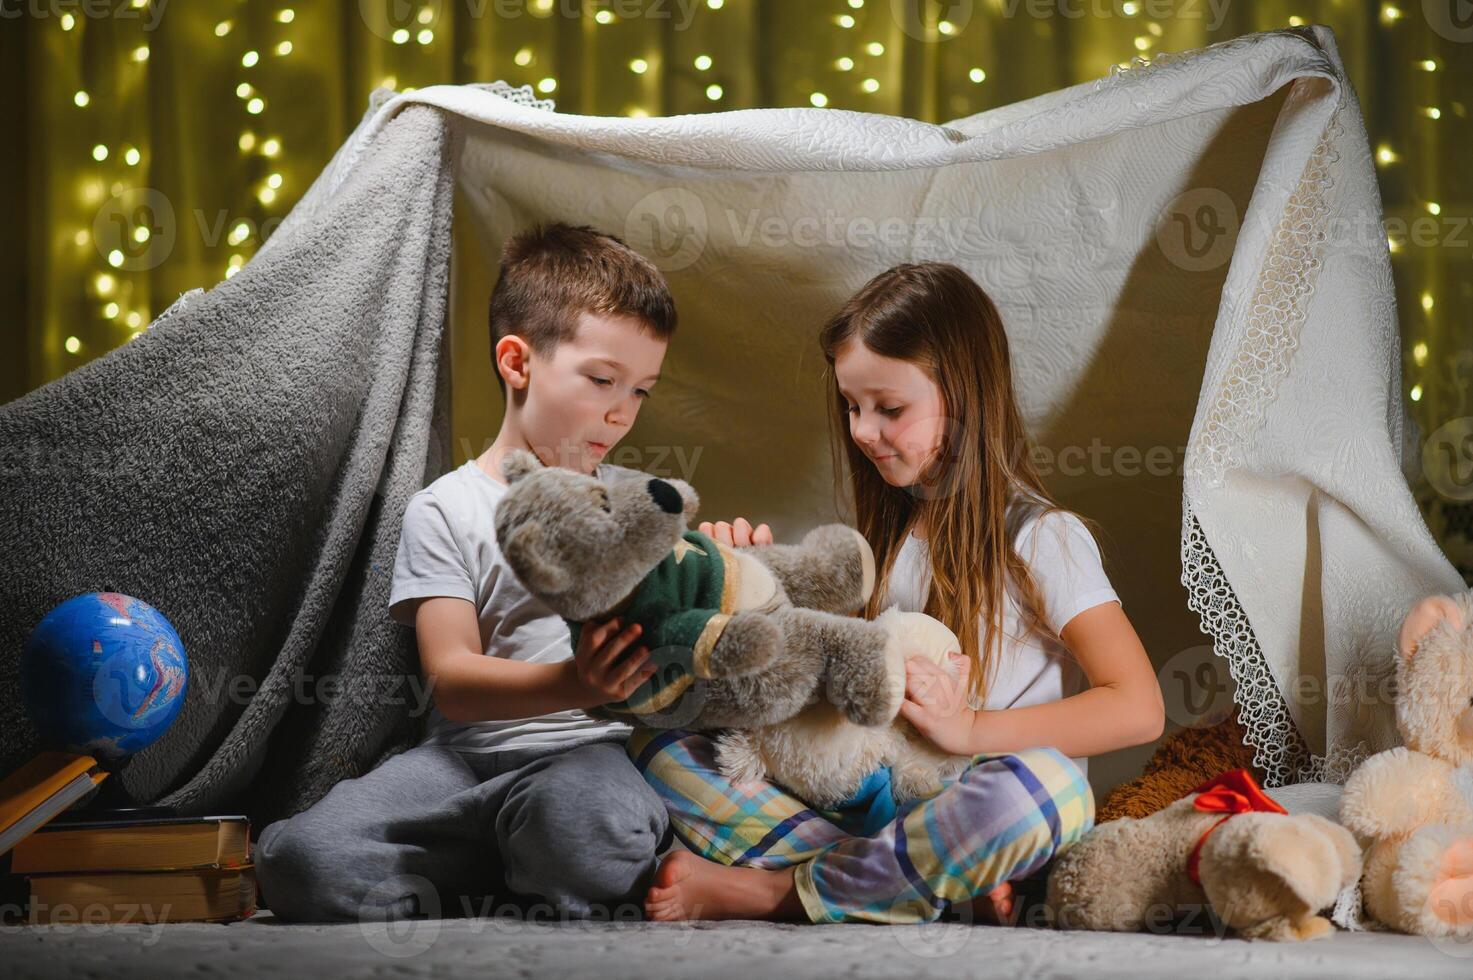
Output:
[254,223,677,922]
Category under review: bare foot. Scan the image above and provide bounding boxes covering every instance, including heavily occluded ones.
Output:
[965,881,1016,925]
[644,850,805,921]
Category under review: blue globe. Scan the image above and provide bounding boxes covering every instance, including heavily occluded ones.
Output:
[21,593,189,763]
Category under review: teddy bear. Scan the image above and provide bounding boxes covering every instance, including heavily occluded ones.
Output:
[1046,768,1363,940]
[1338,589,1473,938]
[491,449,969,808]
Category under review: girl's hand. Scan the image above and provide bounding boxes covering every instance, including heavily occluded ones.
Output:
[698,517,773,548]
[898,652,977,757]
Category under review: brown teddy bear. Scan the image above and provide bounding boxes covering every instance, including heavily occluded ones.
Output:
[1339,589,1473,938]
[1046,768,1362,940]
[1097,708,1261,823]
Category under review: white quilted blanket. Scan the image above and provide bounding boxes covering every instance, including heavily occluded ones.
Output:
[275,26,1463,792]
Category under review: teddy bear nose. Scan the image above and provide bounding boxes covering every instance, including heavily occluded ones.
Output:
[647,479,683,515]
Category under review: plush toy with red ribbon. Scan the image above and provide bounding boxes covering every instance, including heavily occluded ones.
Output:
[1047,767,1362,941]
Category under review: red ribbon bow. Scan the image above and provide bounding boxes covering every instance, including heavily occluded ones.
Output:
[1185,769,1286,886]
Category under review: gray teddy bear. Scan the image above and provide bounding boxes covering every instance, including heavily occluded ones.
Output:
[492,449,969,809]
[492,448,897,727]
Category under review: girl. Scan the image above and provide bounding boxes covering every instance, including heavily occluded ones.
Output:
[626,262,1165,924]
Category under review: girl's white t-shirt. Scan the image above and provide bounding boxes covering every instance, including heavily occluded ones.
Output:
[881,500,1121,777]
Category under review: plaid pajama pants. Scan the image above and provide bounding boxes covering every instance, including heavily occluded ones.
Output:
[627,728,1094,924]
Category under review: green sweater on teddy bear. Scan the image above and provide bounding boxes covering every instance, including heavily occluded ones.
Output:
[565,530,738,716]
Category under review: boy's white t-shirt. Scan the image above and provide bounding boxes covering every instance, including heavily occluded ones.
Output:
[388,459,638,753]
[881,498,1121,777]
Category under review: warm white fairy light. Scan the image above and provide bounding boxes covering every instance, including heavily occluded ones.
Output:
[236,82,254,98]
[92,144,108,161]
[707,0,723,8]
[969,67,986,83]
[1376,144,1398,164]
[267,173,283,189]
[60,12,75,29]
[865,42,884,56]
[515,47,533,66]
[247,97,265,114]
[262,138,281,157]
[1422,106,1441,119]
[65,336,82,354]
[417,29,433,45]
[1410,384,1423,401]
[630,58,649,74]
[392,28,410,44]
[836,57,854,70]
[595,9,614,23]
[1413,341,1428,365]
[538,77,557,93]
[107,249,124,268]
[126,311,143,329]
[1419,58,1438,71]
[133,46,149,62]
[276,41,293,56]
[95,273,115,295]
[124,147,141,166]
[706,83,723,100]
[938,19,957,35]
[810,92,828,107]
[1427,202,1442,215]
[694,54,712,71]
[861,78,879,93]
[215,19,233,36]
[1421,291,1434,312]
[1380,3,1402,22]
[277,8,295,23]
[74,90,90,107]
[837,14,855,28]
[242,50,259,67]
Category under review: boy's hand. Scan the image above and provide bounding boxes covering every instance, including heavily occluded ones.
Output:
[698,517,773,548]
[567,617,657,707]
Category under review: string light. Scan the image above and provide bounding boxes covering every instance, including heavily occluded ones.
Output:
[1380,4,1402,23]
[694,55,712,71]
[861,78,879,94]
[276,41,293,56]
[104,302,119,319]
[214,20,233,36]
[630,58,649,74]
[865,42,884,56]
[836,57,854,71]
[969,68,986,83]
[392,29,410,44]
[65,337,81,354]
[1421,292,1434,313]
[705,84,723,101]
[595,9,614,23]
[538,77,557,93]
[60,12,75,29]
[810,92,828,107]
[837,14,855,28]
[938,20,957,35]
[73,91,90,107]
[1376,144,1399,164]
[133,46,149,63]
[1413,342,1428,365]
[1422,106,1442,119]
[262,138,281,157]
[514,47,533,66]
[124,147,141,166]
[242,50,260,68]
[417,29,433,45]
[276,8,295,23]
[91,144,108,161]
[1410,384,1423,401]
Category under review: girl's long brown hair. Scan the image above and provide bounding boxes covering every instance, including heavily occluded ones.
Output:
[819,262,1104,705]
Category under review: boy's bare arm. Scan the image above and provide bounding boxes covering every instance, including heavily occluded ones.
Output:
[412,596,658,723]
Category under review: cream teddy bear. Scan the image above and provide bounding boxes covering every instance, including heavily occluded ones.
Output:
[1339,589,1473,938]
[1046,768,1362,940]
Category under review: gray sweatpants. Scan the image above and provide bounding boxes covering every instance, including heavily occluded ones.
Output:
[253,735,670,923]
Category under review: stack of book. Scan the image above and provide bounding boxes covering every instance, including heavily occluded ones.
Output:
[1,752,256,924]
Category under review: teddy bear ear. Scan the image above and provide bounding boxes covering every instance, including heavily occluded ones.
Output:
[502,521,571,595]
[1397,594,1468,661]
[501,449,543,485]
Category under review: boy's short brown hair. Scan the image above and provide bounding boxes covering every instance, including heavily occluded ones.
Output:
[487,223,676,382]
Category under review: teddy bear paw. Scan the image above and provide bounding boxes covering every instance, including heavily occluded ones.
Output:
[1426,836,1473,932]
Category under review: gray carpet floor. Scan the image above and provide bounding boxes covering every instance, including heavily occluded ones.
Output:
[3,910,1471,979]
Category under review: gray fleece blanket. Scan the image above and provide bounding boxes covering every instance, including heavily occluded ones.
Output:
[0,103,455,828]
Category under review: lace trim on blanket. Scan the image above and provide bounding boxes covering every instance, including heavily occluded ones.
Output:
[1186,93,1344,489]
[1181,502,1369,787]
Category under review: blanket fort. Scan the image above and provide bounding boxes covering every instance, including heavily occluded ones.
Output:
[0,26,1460,826]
